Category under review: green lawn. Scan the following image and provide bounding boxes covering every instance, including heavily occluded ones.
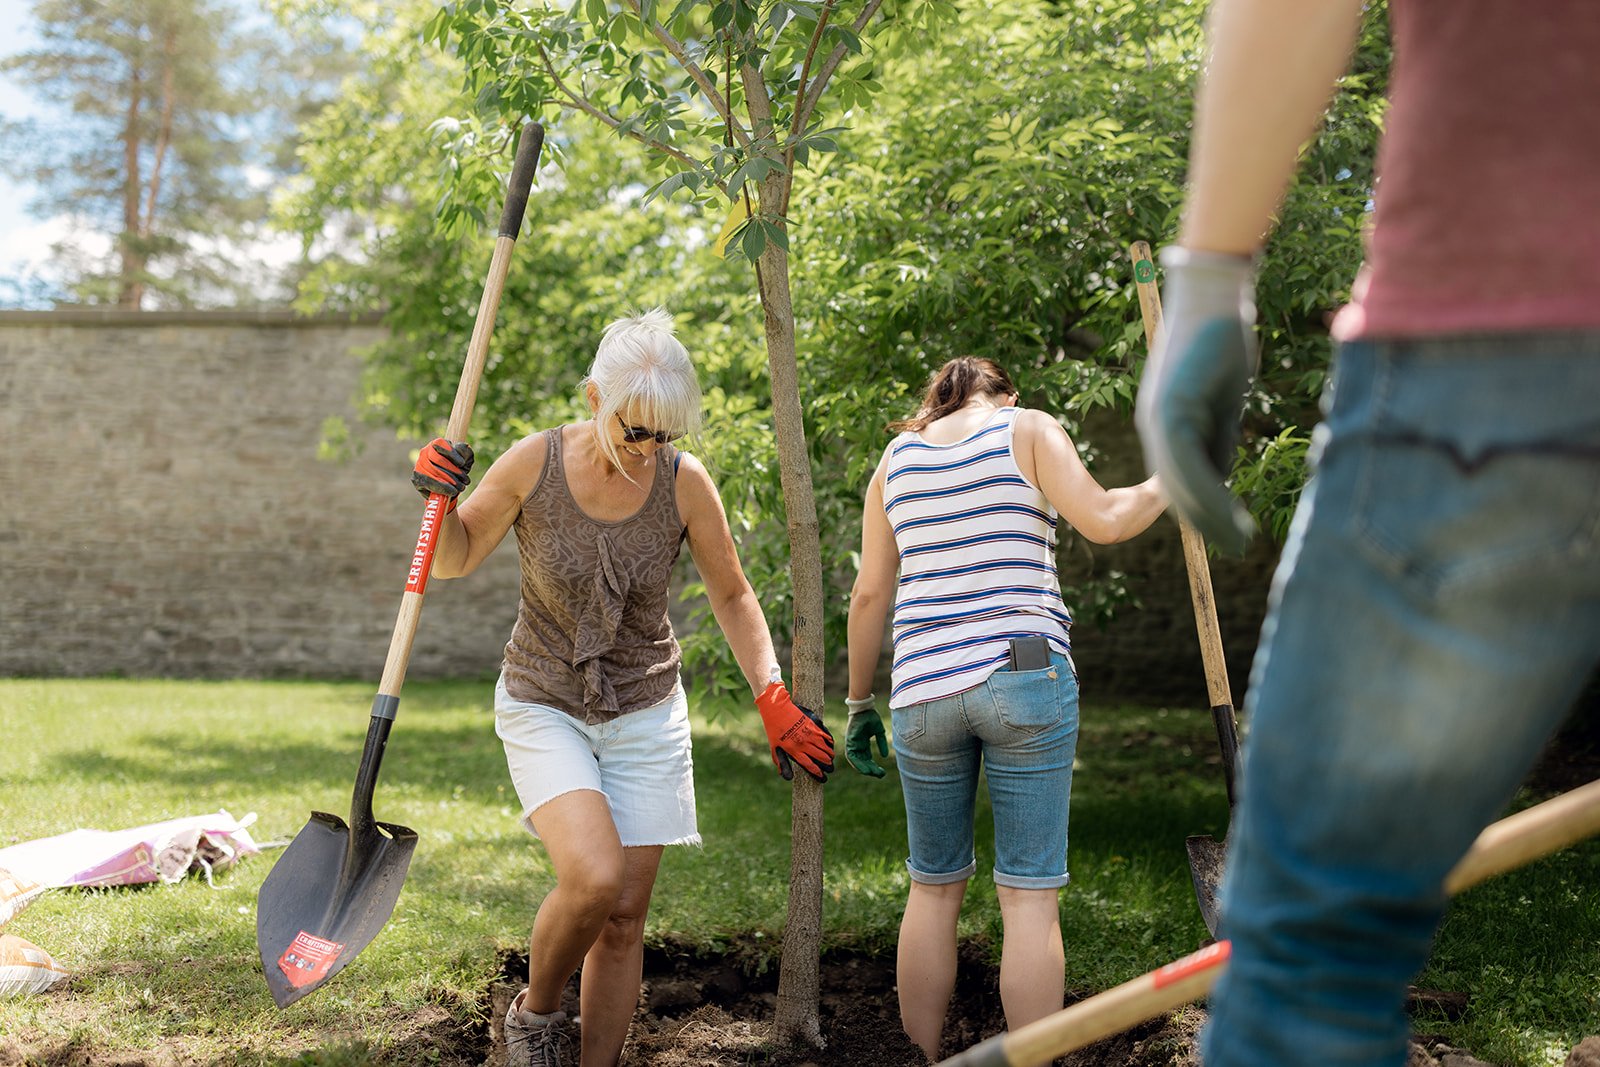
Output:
[0,678,1595,1065]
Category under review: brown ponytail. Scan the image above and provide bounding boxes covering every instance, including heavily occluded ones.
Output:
[889,357,1018,433]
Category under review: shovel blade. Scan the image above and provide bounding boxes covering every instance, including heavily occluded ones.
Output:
[256,809,418,1008]
[1185,833,1227,938]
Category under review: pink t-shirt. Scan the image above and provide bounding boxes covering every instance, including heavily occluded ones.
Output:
[1333,0,1600,340]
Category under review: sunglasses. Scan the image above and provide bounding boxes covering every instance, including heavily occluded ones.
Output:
[615,414,684,445]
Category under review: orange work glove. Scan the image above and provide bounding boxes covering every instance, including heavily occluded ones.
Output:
[412,438,474,500]
[755,682,835,784]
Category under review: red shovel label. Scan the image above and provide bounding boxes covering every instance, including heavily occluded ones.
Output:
[1151,939,1231,989]
[277,930,346,989]
[404,494,449,595]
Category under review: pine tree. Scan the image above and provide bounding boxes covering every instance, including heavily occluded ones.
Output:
[1,0,310,308]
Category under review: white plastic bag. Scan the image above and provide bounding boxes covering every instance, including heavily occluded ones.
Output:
[0,810,260,889]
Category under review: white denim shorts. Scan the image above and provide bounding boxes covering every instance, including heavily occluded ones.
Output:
[493,673,701,848]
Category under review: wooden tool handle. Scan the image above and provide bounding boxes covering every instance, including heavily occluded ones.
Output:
[938,778,1600,1067]
[374,122,545,702]
[1129,241,1234,710]
[445,123,545,443]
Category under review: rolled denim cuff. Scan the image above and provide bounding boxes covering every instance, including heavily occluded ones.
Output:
[907,857,977,885]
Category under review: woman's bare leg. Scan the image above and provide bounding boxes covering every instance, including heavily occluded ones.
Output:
[995,885,1064,1032]
[577,845,663,1067]
[524,790,626,1013]
[897,878,968,1059]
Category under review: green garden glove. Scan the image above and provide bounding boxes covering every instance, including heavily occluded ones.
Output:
[845,706,889,779]
[1134,247,1259,555]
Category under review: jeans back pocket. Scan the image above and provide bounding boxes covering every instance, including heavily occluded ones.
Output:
[890,704,927,746]
[985,659,1068,734]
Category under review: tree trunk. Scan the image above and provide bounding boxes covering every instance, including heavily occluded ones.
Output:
[118,65,144,310]
[756,176,828,1051]
[141,29,178,240]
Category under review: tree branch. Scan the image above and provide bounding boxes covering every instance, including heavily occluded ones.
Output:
[623,0,751,148]
[786,0,836,151]
[538,44,727,196]
[792,0,887,136]
[739,52,784,214]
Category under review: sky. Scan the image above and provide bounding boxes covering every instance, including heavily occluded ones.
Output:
[0,0,56,293]
[0,0,311,307]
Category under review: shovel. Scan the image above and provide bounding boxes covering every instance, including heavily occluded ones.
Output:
[937,776,1600,1067]
[1129,241,1241,936]
[256,122,545,1009]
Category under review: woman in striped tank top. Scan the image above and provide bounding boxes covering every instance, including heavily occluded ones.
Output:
[844,357,1166,1058]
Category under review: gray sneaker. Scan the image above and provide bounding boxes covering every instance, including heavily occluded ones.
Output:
[504,989,573,1067]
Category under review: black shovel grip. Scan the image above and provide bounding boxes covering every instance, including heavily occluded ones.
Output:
[351,709,398,829]
[1212,703,1240,808]
[498,122,544,238]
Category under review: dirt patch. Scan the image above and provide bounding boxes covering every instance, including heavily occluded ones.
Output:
[1525,709,1600,798]
[488,937,1204,1067]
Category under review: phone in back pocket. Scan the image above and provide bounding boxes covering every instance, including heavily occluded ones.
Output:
[1007,635,1051,672]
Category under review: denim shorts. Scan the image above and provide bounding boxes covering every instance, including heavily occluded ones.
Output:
[1203,334,1600,1067]
[890,651,1079,889]
[493,673,701,848]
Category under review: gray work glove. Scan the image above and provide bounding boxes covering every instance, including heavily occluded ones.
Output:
[1134,246,1259,555]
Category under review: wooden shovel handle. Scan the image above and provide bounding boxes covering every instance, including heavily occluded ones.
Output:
[373,122,545,702]
[938,777,1600,1067]
[1129,241,1235,711]
[445,122,545,443]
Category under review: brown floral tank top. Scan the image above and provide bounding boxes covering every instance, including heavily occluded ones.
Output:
[501,426,685,723]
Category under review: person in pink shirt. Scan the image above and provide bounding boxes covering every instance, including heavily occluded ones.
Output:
[1136,1,1600,1063]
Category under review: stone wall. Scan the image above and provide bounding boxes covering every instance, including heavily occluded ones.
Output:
[0,310,1282,703]
[0,310,523,683]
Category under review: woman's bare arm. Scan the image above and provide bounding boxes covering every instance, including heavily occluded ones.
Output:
[1014,409,1166,545]
[677,452,779,696]
[431,432,547,579]
[847,452,899,701]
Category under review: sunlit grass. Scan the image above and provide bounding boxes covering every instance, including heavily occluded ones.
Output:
[0,679,1594,1064]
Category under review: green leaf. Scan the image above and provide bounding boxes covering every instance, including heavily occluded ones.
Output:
[734,0,757,33]
[761,219,789,252]
[643,171,689,205]
[473,82,503,117]
[824,23,861,54]
[766,1,796,37]
[740,218,767,259]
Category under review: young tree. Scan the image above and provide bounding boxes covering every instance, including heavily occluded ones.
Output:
[281,0,1388,1043]
[0,0,334,307]
[420,0,955,1045]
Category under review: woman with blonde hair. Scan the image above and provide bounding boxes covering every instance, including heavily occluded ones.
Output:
[412,308,833,1067]
[844,356,1164,1058]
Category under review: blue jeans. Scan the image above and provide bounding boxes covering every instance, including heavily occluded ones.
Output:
[1203,335,1600,1066]
[890,651,1079,889]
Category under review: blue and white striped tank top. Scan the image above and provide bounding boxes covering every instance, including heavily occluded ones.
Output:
[883,406,1072,708]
